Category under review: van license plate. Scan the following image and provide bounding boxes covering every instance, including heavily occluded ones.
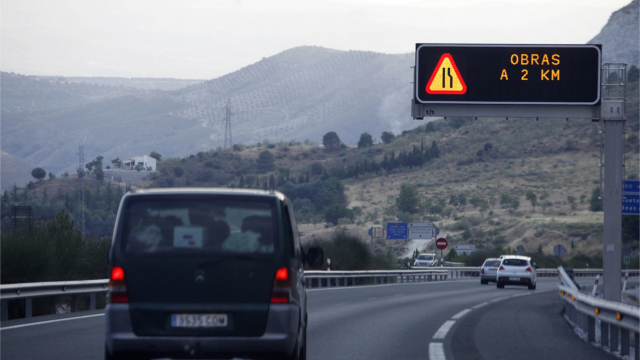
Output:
[171,314,228,328]
[509,277,520,281]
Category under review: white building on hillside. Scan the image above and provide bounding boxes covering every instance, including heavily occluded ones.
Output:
[123,155,157,171]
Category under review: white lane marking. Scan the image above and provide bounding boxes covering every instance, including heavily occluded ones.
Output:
[489,296,510,303]
[451,309,471,320]
[433,320,456,339]
[306,279,477,292]
[472,302,489,309]
[429,342,446,360]
[0,313,104,331]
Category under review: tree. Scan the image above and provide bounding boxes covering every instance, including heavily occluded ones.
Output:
[31,167,46,182]
[396,183,421,214]
[325,204,354,225]
[357,133,374,148]
[469,195,483,209]
[589,186,603,212]
[479,200,490,215]
[381,131,396,144]
[48,172,56,181]
[430,141,440,158]
[525,191,537,211]
[149,151,162,161]
[111,158,122,168]
[567,196,577,210]
[489,195,496,209]
[628,65,639,83]
[310,162,324,175]
[484,142,493,153]
[256,150,276,173]
[135,163,144,172]
[322,131,342,151]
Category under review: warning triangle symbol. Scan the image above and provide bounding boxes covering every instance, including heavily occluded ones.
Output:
[426,53,467,94]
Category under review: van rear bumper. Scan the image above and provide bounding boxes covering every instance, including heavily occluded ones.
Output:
[105,303,299,359]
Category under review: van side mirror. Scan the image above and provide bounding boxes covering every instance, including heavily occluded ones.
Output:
[305,247,324,268]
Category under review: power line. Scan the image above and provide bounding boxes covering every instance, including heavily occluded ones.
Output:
[224,98,232,149]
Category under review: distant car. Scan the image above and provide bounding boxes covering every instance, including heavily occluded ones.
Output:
[105,188,324,360]
[496,255,537,289]
[413,254,437,267]
[480,258,501,284]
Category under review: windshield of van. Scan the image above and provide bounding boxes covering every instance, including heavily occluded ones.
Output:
[121,196,278,256]
[417,255,433,260]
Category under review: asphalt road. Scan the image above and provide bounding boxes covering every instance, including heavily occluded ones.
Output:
[1,277,617,360]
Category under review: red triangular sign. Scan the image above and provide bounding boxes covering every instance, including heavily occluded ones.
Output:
[426,53,467,95]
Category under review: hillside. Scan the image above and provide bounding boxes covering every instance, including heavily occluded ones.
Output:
[2,1,639,195]
[0,47,420,177]
[588,0,639,67]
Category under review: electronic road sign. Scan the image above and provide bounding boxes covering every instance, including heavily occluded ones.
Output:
[415,44,601,105]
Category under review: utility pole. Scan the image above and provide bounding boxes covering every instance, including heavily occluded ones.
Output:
[600,63,626,349]
[224,98,232,150]
[77,146,85,239]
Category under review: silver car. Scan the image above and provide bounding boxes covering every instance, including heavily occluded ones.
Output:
[480,258,500,284]
[413,254,437,267]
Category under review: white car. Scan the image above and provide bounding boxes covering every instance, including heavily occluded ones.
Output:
[480,258,501,284]
[496,255,537,289]
[413,254,437,267]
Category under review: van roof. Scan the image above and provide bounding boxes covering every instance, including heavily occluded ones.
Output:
[127,187,286,201]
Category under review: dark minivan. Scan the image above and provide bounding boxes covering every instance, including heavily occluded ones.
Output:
[105,188,323,360]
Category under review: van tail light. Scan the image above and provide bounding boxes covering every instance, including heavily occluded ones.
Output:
[499,265,505,271]
[525,267,532,272]
[271,267,291,304]
[109,266,128,303]
[481,268,485,274]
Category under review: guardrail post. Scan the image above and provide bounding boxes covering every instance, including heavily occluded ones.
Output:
[587,316,595,342]
[601,322,609,348]
[70,295,77,313]
[90,293,97,310]
[49,297,56,314]
[1,300,8,321]
[634,332,639,360]
[621,328,629,356]
[25,298,32,318]
[610,325,619,352]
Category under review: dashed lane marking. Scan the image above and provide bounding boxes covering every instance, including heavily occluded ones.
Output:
[433,320,456,339]
[472,302,489,309]
[451,309,471,320]
[429,342,446,360]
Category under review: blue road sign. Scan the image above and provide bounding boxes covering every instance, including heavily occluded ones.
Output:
[386,222,408,240]
[368,227,373,236]
[435,227,440,236]
[624,180,640,194]
[622,194,640,215]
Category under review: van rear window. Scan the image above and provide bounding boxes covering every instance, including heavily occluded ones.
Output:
[121,196,278,256]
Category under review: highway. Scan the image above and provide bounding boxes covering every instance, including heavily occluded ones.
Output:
[1,277,618,360]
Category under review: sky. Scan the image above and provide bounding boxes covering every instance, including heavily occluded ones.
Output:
[1,0,632,80]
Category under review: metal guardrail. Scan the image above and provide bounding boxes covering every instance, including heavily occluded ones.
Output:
[559,283,639,360]
[1,268,637,322]
[1,280,109,321]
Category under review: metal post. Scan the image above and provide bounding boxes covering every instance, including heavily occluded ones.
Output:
[621,328,630,356]
[588,316,595,342]
[601,63,625,305]
[71,295,77,312]
[26,298,32,318]
[90,293,97,310]
[634,332,639,360]
[611,325,619,352]
[601,322,609,347]
[50,297,56,314]
[1,300,8,321]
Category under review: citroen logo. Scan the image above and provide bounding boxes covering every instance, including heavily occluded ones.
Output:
[194,270,206,284]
